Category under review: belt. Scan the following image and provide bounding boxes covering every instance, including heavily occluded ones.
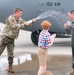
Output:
[40,46,47,50]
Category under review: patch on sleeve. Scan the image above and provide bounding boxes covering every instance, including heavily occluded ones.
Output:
[9,16,15,23]
[11,18,15,22]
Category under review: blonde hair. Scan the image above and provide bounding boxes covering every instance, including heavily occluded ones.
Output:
[41,20,51,30]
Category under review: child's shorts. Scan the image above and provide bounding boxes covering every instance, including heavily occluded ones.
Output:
[38,48,48,66]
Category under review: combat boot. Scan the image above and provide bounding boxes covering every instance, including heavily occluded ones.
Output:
[70,69,74,75]
[8,63,14,73]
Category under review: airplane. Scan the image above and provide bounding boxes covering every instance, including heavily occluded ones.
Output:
[0,0,73,45]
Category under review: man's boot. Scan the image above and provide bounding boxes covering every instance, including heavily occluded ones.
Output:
[8,63,14,73]
[70,69,74,75]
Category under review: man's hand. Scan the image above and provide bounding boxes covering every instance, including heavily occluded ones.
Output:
[24,18,36,26]
[64,21,71,29]
[32,18,36,23]
[24,22,29,26]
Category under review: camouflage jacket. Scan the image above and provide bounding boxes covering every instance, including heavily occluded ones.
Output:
[2,14,25,39]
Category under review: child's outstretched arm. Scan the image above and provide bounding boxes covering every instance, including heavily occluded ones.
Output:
[48,34,56,47]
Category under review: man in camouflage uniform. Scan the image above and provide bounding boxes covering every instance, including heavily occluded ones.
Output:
[0,8,36,73]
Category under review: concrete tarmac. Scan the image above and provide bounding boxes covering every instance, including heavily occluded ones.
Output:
[0,23,72,75]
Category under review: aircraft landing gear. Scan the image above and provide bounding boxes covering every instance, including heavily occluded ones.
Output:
[31,30,40,45]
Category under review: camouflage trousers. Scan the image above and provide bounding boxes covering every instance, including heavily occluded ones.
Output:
[0,35,14,64]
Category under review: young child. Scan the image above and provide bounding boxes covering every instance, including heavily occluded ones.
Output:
[37,20,56,75]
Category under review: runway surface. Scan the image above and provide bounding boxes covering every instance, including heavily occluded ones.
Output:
[0,23,72,75]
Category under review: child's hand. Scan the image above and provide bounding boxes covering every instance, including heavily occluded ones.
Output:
[52,33,56,38]
[48,34,56,47]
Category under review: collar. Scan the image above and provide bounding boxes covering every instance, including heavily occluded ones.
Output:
[13,14,20,20]
[72,21,74,25]
[43,30,48,32]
